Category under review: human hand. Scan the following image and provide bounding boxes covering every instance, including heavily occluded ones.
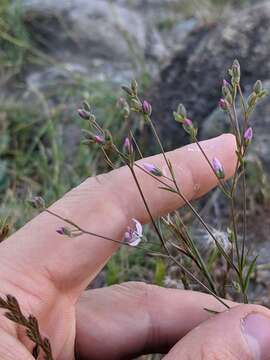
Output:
[1,134,270,360]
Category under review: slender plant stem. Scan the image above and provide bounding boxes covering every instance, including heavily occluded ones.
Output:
[128,166,169,254]
[168,255,230,309]
[101,148,115,169]
[168,213,216,292]
[143,113,239,279]
[232,85,242,143]
[130,130,144,159]
[46,207,230,307]
[238,84,248,133]
[45,209,158,250]
[132,147,238,274]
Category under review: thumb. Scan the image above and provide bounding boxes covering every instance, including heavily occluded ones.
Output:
[164,304,270,360]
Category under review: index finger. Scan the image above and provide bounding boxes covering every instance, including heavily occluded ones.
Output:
[2,134,237,298]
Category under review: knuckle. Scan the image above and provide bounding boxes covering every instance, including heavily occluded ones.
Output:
[236,303,269,315]
[200,343,242,360]
[110,281,151,306]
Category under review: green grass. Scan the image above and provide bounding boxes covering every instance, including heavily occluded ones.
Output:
[0,79,124,227]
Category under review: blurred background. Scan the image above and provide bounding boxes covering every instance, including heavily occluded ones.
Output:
[1,1,270,357]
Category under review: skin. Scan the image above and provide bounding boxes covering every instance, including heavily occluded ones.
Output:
[0,134,269,360]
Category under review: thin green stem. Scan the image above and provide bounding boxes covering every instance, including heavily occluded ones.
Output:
[46,209,160,251]
[232,85,242,144]
[47,191,230,307]
[170,213,216,292]
[101,148,115,169]
[237,84,248,133]
[144,115,234,269]
[128,166,169,254]
[169,256,230,309]
[132,141,238,274]
[241,169,247,270]
[130,130,144,159]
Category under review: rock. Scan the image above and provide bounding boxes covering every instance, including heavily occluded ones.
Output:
[202,80,270,173]
[150,2,270,155]
[21,0,165,65]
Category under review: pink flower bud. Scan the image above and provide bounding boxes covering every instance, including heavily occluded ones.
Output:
[219,98,227,110]
[56,227,65,235]
[78,108,90,120]
[123,137,133,153]
[94,135,104,144]
[223,79,230,87]
[244,127,253,143]
[143,163,163,177]
[142,100,152,115]
[183,118,193,127]
[212,157,225,179]
[56,227,72,236]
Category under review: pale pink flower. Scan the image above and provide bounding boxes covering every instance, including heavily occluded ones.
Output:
[124,219,143,246]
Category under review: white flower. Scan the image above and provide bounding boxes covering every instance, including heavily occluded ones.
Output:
[124,218,143,246]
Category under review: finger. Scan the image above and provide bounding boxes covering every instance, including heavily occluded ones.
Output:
[118,133,236,222]
[75,282,235,360]
[3,134,237,296]
[164,303,270,360]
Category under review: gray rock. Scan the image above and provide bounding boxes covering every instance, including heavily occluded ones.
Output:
[150,2,270,156]
[201,80,270,173]
[21,0,146,61]
[20,0,170,67]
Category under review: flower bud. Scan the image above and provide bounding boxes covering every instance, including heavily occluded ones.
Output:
[219,98,228,110]
[212,157,225,179]
[123,137,133,153]
[253,80,262,94]
[230,59,241,85]
[117,98,130,117]
[83,130,106,145]
[225,92,233,105]
[183,118,193,127]
[173,112,182,122]
[177,103,187,119]
[131,99,142,111]
[143,163,163,177]
[121,85,133,96]
[94,135,105,144]
[182,118,197,138]
[89,114,96,122]
[131,79,138,95]
[247,92,257,109]
[56,227,72,237]
[142,100,152,116]
[82,100,91,112]
[244,127,253,143]
[78,108,90,120]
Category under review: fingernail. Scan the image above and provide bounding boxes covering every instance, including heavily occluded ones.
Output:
[242,313,270,359]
